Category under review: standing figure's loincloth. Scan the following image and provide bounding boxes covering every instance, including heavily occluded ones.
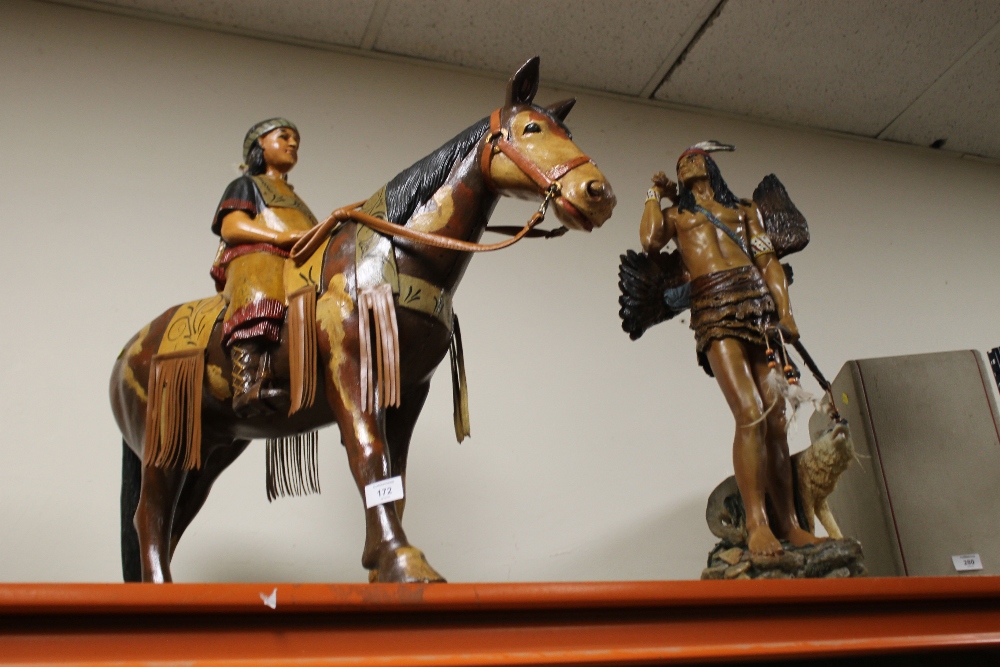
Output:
[689,264,776,375]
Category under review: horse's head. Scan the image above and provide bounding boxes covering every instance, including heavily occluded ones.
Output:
[481,57,616,231]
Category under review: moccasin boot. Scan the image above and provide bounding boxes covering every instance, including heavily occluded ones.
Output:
[231,341,289,418]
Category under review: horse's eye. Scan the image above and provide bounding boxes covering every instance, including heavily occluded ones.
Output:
[524,122,542,134]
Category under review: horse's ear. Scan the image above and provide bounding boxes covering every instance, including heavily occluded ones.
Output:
[545,98,576,122]
[506,57,540,107]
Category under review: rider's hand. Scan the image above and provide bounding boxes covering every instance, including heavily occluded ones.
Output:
[275,230,308,249]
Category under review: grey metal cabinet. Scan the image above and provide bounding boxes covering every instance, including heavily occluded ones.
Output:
[808,350,1000,577]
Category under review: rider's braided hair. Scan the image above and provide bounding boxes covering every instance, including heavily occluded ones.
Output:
[244,141,267,176]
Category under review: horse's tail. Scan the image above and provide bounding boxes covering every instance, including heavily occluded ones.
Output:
[121,439,142,582]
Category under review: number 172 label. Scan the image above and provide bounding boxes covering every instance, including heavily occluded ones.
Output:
[365,476,404,509]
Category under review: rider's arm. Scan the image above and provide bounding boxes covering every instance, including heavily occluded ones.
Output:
[219,210,305,249]
[747,203,799,341]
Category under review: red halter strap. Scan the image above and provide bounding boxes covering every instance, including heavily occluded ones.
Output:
[480,108,594,194]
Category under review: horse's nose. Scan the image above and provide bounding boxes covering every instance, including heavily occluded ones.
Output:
[586,180,608,200]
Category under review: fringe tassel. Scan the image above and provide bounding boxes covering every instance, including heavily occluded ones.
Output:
[266,431,320,501]
[358,284,401,413]
[287,286,318,416]
[143,349,203,470]
[761,366,815,430]
[450,314,470,442]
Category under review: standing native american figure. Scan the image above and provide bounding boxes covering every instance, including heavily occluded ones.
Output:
[619,142,818,556]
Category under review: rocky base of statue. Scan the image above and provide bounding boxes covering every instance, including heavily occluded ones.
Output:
[702,537,866,580]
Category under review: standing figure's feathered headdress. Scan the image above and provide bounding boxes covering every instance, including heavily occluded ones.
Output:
[676,140,736,165]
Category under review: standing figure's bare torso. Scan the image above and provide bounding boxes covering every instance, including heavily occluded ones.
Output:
[668,200,756,278]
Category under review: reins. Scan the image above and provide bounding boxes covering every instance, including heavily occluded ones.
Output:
[290,107,591,265]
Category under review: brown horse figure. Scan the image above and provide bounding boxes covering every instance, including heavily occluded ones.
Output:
[110,58,616,583]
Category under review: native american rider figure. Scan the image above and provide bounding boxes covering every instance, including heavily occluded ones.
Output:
[210,118,319,417]
[618,142,818,556]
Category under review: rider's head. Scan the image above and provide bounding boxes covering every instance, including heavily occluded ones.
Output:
[242,118,299,177]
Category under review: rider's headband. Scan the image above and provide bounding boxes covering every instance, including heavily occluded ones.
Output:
[243,118,298,163]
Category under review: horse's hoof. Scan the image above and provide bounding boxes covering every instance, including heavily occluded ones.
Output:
[372,547,446,583]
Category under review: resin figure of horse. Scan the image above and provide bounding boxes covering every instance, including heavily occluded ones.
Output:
[111,58,616,583]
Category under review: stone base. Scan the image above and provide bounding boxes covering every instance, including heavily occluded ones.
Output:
[701,537,867,580]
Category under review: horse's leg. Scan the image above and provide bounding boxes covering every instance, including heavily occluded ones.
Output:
[121,440,142,582]
[316,273,444,583]
[330,389,444,582]
[384,381,431,522]
[169,439,252,560]
[134,463,186,582]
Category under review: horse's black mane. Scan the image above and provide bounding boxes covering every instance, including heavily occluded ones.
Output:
[384,117,490,225]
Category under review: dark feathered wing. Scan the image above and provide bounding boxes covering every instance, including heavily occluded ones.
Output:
[752,174,809,258]
[618,249,687,340]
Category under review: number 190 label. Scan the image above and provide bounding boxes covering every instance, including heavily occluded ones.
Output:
[365,476,404,508]
[952,554,983,572]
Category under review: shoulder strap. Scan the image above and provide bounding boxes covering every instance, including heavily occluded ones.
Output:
[692,205,749,257]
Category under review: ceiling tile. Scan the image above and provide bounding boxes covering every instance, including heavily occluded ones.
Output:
[655,0,1000,136]
[372,0,714,95]
[881,33,1000,159]
[97,0,377,47]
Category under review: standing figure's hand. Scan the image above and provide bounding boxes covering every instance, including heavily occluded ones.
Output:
[651,171,679,204]
[775,317,800,343]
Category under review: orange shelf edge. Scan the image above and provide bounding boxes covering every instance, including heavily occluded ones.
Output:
[2,577,999,665]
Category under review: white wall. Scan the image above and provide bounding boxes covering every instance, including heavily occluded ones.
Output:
[2,0,998,583]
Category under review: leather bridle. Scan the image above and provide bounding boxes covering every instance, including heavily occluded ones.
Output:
[291,106,595,264]
[479,107,594,196]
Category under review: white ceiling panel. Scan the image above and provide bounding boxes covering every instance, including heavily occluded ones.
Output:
[371,0,716,95]
[655,0,1000,136]
[94,0,377,47]
[881,30,1000,158]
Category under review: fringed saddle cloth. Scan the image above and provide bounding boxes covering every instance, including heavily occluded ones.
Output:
[144,294,227,471]
[144,238,331,501]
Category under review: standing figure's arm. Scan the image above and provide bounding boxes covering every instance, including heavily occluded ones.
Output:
[640,172,678,254]
[746,203,799,340]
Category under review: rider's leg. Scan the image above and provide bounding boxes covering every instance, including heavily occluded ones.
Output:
[134,463,187,582]
[751,349,823,547]
[230,339,287,418]
[706,337,783,556]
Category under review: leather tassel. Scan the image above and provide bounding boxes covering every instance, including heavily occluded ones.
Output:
[287,286,318,416]
[266,431,320,501]
[450,314,471,442]
[143,349,203,470]
[358,284,401,412]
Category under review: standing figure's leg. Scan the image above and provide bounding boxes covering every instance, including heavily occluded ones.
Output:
[706,338,783,555]
[134,463,186,582]
[751,349,823,547]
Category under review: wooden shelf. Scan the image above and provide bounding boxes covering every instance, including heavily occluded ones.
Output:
[2,577,1000,665]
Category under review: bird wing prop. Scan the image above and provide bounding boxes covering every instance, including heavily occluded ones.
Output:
[618,249,688,340]
[752,174,809,258]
